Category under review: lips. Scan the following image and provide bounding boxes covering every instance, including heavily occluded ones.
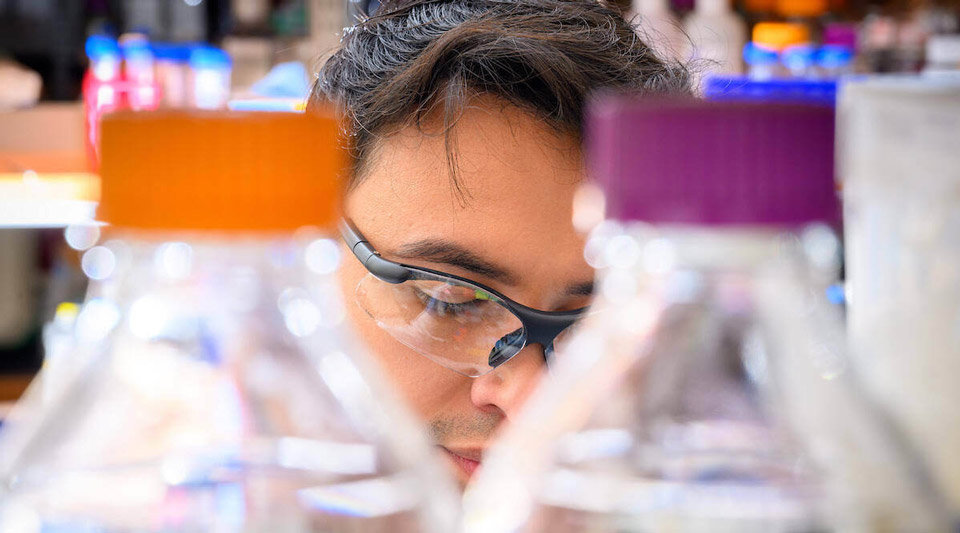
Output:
[441,447,482,477]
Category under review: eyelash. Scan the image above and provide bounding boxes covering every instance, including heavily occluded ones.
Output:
[413,287,481,316]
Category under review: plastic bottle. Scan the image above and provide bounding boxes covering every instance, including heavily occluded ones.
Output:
[753,21,811,52]
[464,98,951,533]
[775,0,828,41]
[782,43,818,77]
[0,111,459,532]
[153,43,190,108]
[747,22,812,79]
[190,46,233,110]
[816,44,854,77]
[82,35,123,168]
[120,38,159,111]
[819,23,857,77]
[682,0,748,76]
[631,0,685,61]
[85,36,122,85]
[859,10,899,73]
[743,42,780,79]
[924,35,960,75]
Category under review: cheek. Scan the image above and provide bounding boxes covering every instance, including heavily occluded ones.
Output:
[336,255,471,420]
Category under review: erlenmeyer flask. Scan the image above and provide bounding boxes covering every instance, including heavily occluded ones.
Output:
[465,99,950,533]
[0,110,459,532]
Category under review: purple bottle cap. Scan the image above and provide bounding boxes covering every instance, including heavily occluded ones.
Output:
[823,22,858,51]
[586,96,839,227]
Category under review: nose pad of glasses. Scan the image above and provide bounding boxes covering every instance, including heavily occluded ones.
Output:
[488,328,526,368]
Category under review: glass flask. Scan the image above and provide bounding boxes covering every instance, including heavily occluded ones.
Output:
[464,100,950,533]
[0,111,459,532]
[840,78,960,516]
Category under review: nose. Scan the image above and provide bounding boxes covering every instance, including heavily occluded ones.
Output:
[470,343,547,420]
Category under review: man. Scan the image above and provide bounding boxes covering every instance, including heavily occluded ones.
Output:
[310,0,690,486]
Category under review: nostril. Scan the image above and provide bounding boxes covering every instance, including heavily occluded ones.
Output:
[488,328,525,368]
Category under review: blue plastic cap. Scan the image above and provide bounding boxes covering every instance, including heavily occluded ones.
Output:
[153,42,192,63]
[817,45,854,68]
[190,46,232,69]
[85,35,120,61]
[120,40,154,61]
[743,43,778,66]
[703,76,837,106]
[782,44,817,69]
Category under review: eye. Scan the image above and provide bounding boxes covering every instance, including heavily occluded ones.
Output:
[410,282,492,317]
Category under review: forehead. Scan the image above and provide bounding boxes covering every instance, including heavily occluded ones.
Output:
[345,101,586,255]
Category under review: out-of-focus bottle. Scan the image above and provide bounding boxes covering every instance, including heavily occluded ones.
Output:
[153,43,190,108]
[119,38,160,111]
[840,76,960,520]
[753,21,811,53]
[743,41,780,79]
[782,43,818,77]
[189,46,233,110]
[464,98,951,532]
[682,0,748,76]
[817,23,858,77]
[775,0,828,42]
[0,111,459,532]
[82,35,123,167]
[925,35,960,75]
[746,22,811,79]
[859,10,899,73]
[631,0,686,61]
[816,44,854,77]
[85,36,122,86]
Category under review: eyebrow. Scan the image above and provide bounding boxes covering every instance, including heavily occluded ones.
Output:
[392,239,596,298]
[394,239,521,285]
[566,281,595,297]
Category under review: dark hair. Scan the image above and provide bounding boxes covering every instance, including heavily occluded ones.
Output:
[310,0,692,192]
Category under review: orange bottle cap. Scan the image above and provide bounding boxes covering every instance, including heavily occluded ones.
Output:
[776,0,828,17]
[98,110,344,232]
[752,22,812,51]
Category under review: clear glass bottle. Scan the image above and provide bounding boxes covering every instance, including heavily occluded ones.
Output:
[464,99,950,532]
[0,111,459,532]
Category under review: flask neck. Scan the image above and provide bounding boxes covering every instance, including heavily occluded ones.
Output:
[75,229,345,345]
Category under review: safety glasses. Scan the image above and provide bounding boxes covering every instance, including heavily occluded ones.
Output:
[340,220,589,377]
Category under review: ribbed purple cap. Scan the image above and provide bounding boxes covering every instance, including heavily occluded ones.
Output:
[586,97,839,227]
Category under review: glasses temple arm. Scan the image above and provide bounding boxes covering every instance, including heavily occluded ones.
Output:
[339,219,412,284]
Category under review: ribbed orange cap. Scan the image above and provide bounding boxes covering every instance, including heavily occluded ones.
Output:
[98,110,343,231]
[752,22,812,50]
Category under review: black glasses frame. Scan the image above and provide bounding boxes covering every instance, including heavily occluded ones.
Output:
[340,219,588,370]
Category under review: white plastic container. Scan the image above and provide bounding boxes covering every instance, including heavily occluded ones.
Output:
[189,46,233,110]
[682,0,747,76]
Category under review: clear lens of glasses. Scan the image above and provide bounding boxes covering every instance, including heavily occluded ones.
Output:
[355,272,527,377]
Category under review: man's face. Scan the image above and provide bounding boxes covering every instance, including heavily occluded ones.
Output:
[339,100,593,487]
